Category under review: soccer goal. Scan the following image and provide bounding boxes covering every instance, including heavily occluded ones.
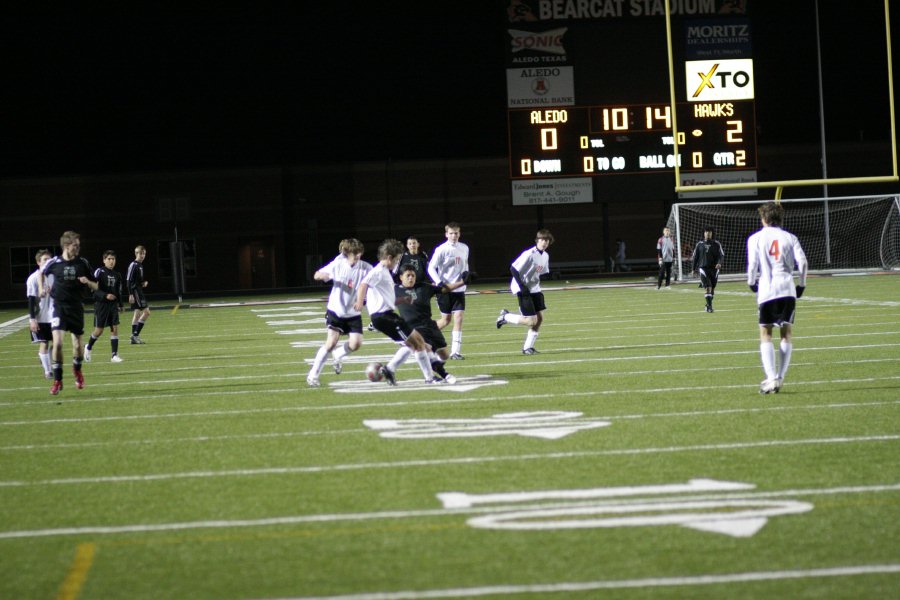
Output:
[666,194,900,281]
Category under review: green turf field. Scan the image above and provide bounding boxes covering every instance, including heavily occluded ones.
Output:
[1,274,899,599]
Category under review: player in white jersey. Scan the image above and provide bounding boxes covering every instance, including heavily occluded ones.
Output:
[356,239,436,385]
[26,249,54,378]
[306,239,373,386]
[427,222,470,359]
[747,201,808,394]
[496,229,553,354]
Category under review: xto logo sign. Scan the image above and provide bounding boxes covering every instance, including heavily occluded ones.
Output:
[686,59,755,102]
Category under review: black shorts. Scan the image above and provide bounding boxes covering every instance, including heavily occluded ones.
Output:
[30,322,52,343]
[51,303,85,336]
[371,311,414,343]
[94,303,120,328]
[325,310,363,335]
[759,297,796,327]
[699,268,719,289]
[130,289,148,310]
[517,291,546,317]
[412,321,447,351]
[436,291,466,315]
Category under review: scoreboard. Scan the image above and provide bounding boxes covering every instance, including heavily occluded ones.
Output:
[509,100,756,179]
[504,3,758,192]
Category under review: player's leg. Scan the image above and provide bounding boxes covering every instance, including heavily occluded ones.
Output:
[758,324,779,393]
[109,323,122,362]
[405,330,436,382]
[776,324,794,387]
[85,318,103,362]
[449,309,465,358]
[50,328,66,393]
[331,315,363,374]
[71,332,86,389]
[308,328,341,385]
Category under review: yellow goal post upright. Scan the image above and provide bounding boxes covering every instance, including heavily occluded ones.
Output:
[663,0,898,198]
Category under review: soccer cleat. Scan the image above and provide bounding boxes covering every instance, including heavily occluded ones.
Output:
[130,335,143,345]
[522,348,540,355]
[759,378,780,394]
[773,378,783,393]
[426,376,445,384]
[379,365,397,386]
[443,373,457,385]
[496,309,509,329]
[84,349,92,362]
[431,361,449,379]
[50,380,63,395]
[306,376,320,387]
[73,369,85,390]
[44,371,53,380]
[449,353,465,360]
[333,361,343,375]
[111,355,124,363]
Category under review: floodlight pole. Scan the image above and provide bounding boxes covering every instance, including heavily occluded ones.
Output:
[815,0,833,264]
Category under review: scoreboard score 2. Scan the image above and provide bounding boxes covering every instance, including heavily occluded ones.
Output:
[508,100,756,179]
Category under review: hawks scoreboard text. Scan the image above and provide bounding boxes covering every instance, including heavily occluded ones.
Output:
[508,100,757,179]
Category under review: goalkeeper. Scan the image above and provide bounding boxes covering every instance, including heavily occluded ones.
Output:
[691,226,725,312]
[747,201,808,394]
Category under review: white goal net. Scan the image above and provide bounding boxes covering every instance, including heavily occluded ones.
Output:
[666,194,900,280]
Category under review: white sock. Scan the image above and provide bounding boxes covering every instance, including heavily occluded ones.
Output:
[760,342,776,380]
[309,346,330,378]
[505,313,523,325]
[778,340,793,379]
[387,346,412,372]
[451,330,462,355]
[39,352,51,374]
[332,342,351,363]
[414,350,434,380]
[524,329,539,351]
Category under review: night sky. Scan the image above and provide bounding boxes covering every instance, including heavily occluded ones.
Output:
[4,3,896,179]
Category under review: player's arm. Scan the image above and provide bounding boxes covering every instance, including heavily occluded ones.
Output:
[426,253,443,285]
[746,237,759,291]
[354,282,368,312]
[510,265,530,295]
[715,241,724,269]
[793,237,808,295]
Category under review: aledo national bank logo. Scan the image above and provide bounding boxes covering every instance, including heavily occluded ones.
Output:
[686,58,754,102]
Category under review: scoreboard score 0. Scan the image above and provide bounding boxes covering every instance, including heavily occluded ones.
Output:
[508,100,756,179]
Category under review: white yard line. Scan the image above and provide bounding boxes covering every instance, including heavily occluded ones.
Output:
[2,399,898,452]
[256,564,900,599]
[1,481,899,540]
[0,434,897,489]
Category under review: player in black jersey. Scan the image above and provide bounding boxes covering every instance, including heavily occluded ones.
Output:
[85,250,125,363]
[41,231,99,395]
[126,245,150,343]
[691,226,725,313]
[395,236,430,283]
[395,264,463,383]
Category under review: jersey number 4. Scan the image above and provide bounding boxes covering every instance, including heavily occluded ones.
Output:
[768,239,781,261]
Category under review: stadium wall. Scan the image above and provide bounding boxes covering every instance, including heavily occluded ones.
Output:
[1,141,894,304]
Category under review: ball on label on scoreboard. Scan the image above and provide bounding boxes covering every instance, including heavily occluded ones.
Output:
[366,362,384,382]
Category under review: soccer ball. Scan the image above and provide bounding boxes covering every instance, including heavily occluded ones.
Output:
[365,362,384,382]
